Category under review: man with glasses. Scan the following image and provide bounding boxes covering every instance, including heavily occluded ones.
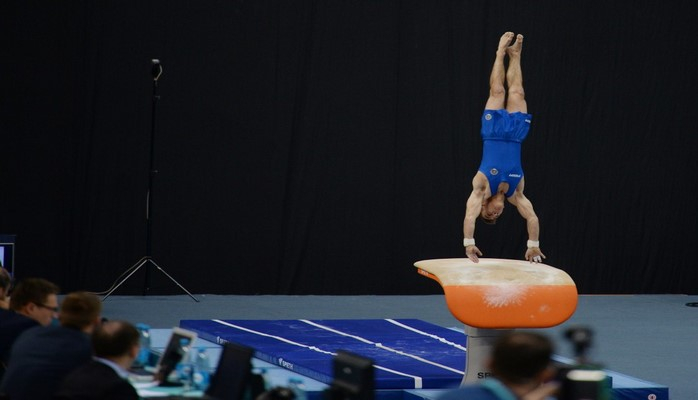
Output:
[0,277,59,380]
[0,291,102,400]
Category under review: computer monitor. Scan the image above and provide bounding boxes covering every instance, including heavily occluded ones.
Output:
[0,234,16,276]
[325,350,375,400]
[155,327,198,386]
[205,341,256,400]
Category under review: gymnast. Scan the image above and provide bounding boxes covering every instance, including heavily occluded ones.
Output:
[463,32,545,264]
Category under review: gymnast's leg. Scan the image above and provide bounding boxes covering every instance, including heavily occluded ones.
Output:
[484,32,513,111]
[505,34,527,113]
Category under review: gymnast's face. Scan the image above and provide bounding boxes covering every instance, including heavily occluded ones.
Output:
[481,197,505,222]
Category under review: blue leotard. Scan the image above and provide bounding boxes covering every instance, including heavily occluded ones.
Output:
[478,109,531,197]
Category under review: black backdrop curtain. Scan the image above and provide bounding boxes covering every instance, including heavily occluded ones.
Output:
[2,0,696,295]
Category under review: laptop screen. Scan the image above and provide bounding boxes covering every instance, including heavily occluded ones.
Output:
[205,341,254,400]
[155,327,198,385]
[329,350,375,400]
[0,234,16,275]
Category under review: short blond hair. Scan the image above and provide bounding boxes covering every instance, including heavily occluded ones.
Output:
[59,291,102,330]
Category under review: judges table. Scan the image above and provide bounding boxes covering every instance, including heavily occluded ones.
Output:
[135,329,329,399]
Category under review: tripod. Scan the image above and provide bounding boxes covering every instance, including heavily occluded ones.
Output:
[103,60,198,302]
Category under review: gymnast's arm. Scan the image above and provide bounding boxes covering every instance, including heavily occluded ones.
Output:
[463,174,486,262]
[509,179,546,262]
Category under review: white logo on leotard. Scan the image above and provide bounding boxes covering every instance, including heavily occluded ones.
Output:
[485,113,492,120]
[490,168,499,176]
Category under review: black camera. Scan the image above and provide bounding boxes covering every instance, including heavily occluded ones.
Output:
[556,326,611,400]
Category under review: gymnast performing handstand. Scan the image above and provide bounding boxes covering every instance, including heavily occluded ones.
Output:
[463,32,545,264]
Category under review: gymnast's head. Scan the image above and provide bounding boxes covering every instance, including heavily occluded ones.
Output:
[480,195,505,224]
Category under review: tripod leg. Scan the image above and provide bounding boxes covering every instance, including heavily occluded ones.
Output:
[148,258,200,302]
[102,257,150,301]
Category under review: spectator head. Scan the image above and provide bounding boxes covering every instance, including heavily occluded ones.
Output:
[9,278,60,326]
[59,291,103,333]
[92,320,140,364]
[489,331,554,385]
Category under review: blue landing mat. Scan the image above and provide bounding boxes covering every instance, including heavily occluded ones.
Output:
[180,319,669,400]
[179,319,466,389]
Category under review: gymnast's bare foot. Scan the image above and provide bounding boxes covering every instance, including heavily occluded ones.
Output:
[497,32,514,55]
[507,34,524,57]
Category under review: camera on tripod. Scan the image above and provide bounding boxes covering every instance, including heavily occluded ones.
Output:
[555,325,611,400]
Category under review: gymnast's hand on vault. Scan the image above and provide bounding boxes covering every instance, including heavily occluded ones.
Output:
[465,245,483,263]
[525,247,546,263]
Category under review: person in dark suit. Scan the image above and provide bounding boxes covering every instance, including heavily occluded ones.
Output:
[56,320,141,400]
[0,277,60,380]
[0,291,102,400]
